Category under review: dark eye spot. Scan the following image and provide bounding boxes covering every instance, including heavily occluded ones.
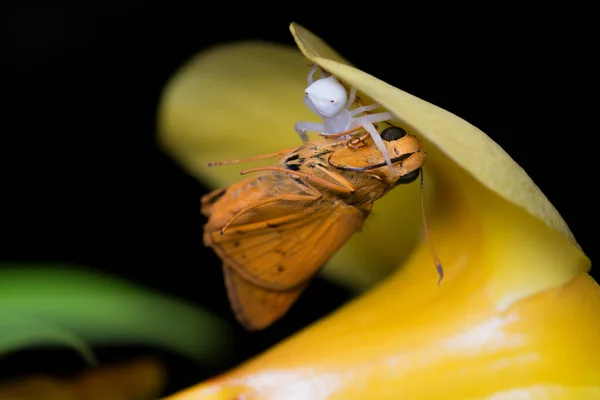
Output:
[397,169,420,184]
[381,126,407,142]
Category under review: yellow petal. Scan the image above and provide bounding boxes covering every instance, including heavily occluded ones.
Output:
[165,272,600,399]
[161,25,598,399]
[165,150,597,398]
[290,22,578,250]
[286,22,590,309]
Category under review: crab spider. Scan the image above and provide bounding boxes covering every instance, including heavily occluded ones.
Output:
[294,65,394,166]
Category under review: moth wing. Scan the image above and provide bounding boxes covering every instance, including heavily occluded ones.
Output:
[205,201,364,291]
[223,263,308,331]
[201,176,264,221]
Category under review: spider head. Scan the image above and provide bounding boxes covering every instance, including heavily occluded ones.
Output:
[305,76,347,117]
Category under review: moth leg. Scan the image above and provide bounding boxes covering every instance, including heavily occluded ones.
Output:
[360,201,374,219]
[314,164,356,192]
[220,193,319,235]
[241,166,355,194]
[287,174,324,198]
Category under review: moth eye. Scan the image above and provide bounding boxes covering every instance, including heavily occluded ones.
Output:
[330,99,335,103]
[381,126,407,141]
[397,169,420,184]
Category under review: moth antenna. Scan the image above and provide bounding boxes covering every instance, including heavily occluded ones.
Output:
[208,147,297,167]
[420,168,444,285]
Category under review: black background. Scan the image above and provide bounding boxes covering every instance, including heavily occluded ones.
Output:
[1,2,595,397]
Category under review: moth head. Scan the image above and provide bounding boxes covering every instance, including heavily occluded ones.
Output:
[328,127,425,183]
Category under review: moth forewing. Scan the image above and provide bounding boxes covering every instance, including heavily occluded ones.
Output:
[201,131,426,330]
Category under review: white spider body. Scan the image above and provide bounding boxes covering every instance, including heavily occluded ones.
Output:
[294,65,394,166]
[323,109,352,133]
[304,75,348,117]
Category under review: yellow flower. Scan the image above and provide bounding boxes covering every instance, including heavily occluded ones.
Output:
[158,23,599,399]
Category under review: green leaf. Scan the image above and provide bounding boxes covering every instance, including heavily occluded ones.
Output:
[0,264,233,365]
[0,314,98,366]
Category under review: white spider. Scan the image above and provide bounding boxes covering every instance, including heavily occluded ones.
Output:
[294,65,394,166]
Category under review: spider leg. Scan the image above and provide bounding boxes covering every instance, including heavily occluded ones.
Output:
[307,64,319,86]
[360,122,392,167]
[294,121,326,142]
[350,104,380,117]
[320,125,362,139]
[345,86,356,109]
[354,112,394,126]
[353,112,395,166]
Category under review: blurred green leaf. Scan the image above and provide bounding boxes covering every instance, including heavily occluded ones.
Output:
[0,264,232,365]
[0,314,98,365]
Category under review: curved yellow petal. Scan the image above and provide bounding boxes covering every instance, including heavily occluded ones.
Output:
[164,133,597,398]
[285,23,590,309]
[290,22,577,250]
[160,25,597,399]
[158,25,590,295]
[165,191,597,398]
[165,265,599,399]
